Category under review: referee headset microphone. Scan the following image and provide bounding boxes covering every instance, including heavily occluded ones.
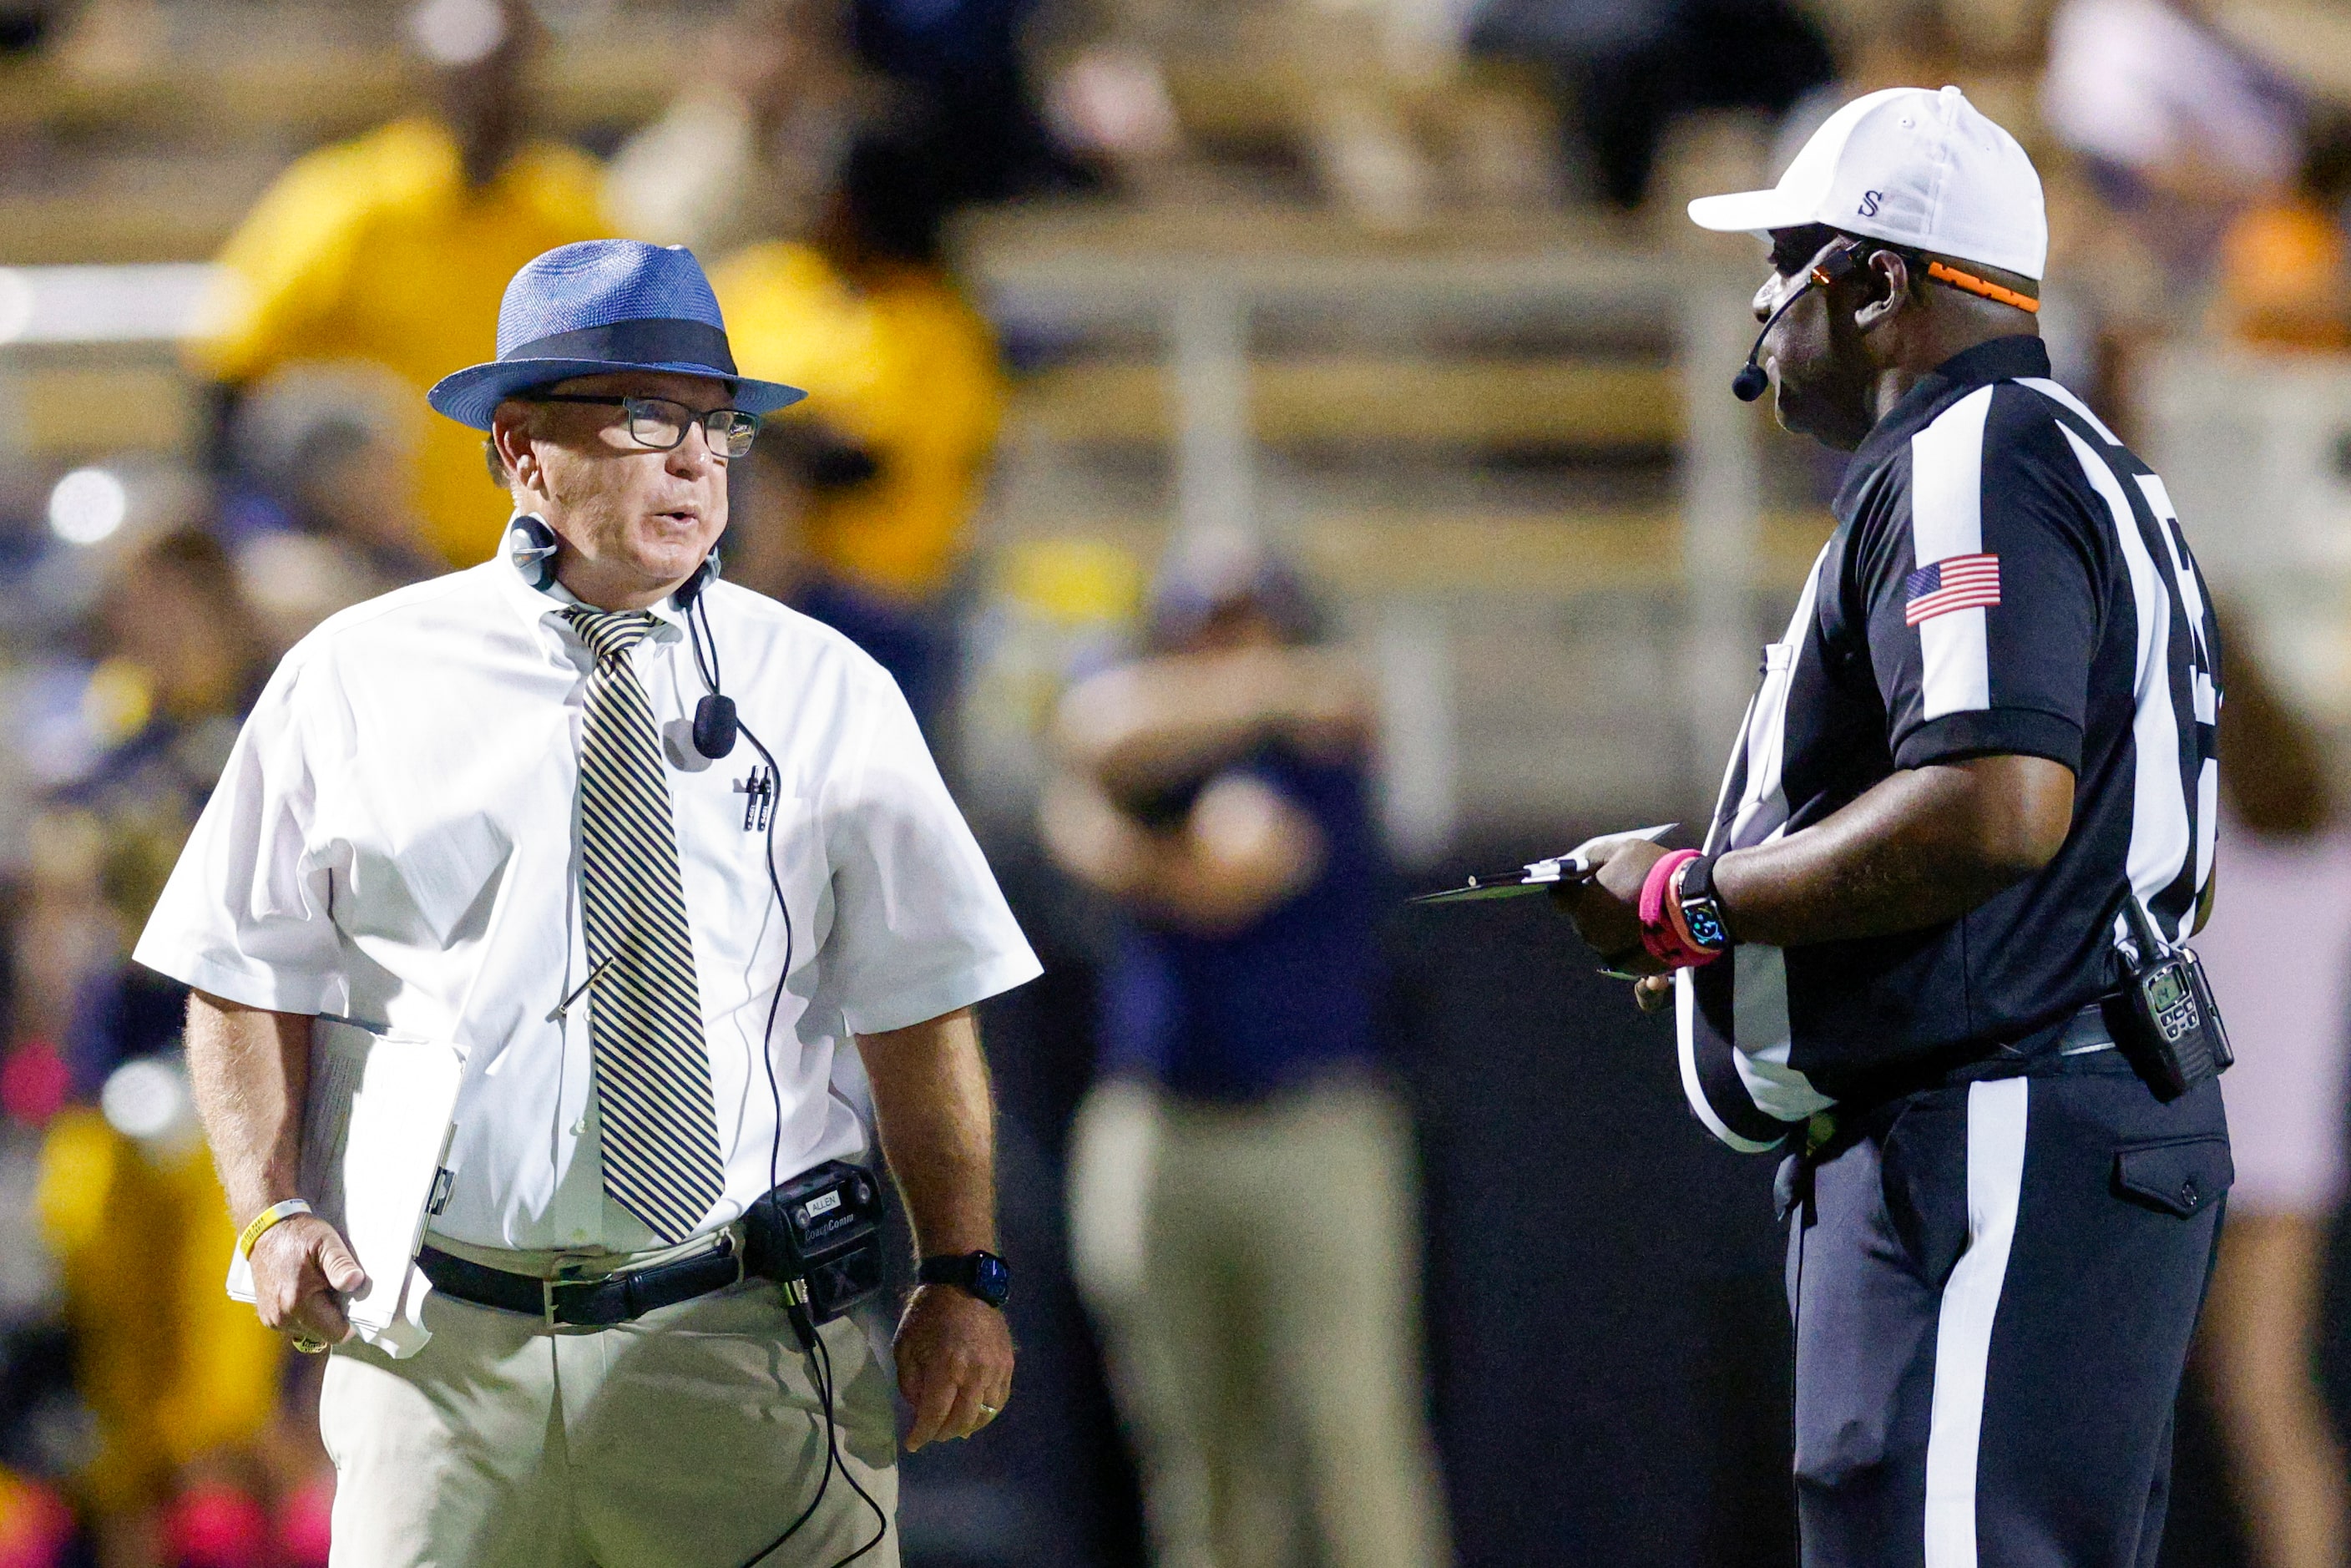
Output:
[1731,236,1863,402]
[1730,235,2046,402]
[511,509,887,1566]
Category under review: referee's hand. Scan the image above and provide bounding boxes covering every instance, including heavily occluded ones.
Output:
[249,1213,368,1348]
[1553,837,1671,993]
[895,1283,1015,1449]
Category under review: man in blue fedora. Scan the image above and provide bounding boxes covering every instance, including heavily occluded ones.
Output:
[136,239,1040,1565]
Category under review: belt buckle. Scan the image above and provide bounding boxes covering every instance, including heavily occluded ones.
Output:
[717,1227,746,1287]
[544,1261,591,1328]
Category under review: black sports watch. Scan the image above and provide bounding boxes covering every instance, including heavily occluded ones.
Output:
[918,1251,1011,1309]
[1676,852,1734,952]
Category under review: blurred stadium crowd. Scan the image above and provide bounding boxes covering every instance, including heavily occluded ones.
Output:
[3,0,2351,1565]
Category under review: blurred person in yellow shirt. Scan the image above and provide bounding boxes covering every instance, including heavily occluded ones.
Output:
[2214,111,2351,352]
[189,0,607,569]
[712,125,1004,736]
[35,1068,286,1553]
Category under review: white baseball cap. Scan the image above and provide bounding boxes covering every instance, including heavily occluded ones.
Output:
[1687,85,2048,281]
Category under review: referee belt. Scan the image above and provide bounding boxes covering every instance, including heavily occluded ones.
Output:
[1782,1003,2131,1220]
[1825,999,2128,1116]
[1974,1001,2126,1075]
[417,1234,746,1328]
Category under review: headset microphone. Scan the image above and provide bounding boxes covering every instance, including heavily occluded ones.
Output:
[675,553,738,760]
[690,695,737,760]
[1730,239,1863,402]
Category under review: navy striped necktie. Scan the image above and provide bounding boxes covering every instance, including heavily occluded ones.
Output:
[564,604,725,1242]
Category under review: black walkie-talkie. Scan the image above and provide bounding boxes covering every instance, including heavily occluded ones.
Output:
[2111,892,2233,1101]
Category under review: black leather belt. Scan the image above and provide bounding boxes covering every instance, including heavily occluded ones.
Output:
[417,1235,745,1328]
[1943,1001,2126,1080]
[2047,1003,2122,1061]
[1821,1000,2131,1115]
[1780,1004,2135,1221]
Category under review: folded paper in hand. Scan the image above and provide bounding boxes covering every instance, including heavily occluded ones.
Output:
[225,1018,464,1358]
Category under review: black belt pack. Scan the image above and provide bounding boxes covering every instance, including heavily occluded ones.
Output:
[741,1159,887,1345]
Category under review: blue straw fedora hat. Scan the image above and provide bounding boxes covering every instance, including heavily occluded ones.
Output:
[427,240,806,430]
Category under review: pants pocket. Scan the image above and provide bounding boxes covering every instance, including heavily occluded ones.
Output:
[2112,1135,2233,1218]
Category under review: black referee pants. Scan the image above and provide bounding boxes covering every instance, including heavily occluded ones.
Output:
[1787,1054,2229,1567]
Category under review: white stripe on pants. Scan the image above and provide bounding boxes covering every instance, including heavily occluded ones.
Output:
[1924,1077,2030,1567]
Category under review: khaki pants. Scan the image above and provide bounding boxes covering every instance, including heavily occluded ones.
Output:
[319,1249,897,1568]
[1070,1078,1451,1568]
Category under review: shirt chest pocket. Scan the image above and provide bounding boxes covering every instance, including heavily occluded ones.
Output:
[671,776,822,1007]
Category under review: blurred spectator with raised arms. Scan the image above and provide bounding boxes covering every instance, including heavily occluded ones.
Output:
[188,0,607,569]
[1044,529,1449,1568]
[713,123,1006,738]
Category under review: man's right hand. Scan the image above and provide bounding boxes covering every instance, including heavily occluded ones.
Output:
[1554,834,1671,969]
[247,1212,368,1347]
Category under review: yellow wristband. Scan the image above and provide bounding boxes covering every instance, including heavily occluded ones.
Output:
[237,1199,312,1260]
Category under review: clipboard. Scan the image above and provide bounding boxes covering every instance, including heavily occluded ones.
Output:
[226,1017,465,1358]
[1411,823,1677,906]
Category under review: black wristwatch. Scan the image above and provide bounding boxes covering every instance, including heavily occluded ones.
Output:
[1676,852,1734,952]
[918,1251,1011,1309]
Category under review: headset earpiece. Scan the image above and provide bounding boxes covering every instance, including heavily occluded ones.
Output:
[1810,242,1862,287]
[506,513,559,590]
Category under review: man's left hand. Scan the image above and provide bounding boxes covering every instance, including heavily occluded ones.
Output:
[894,1283,1014,1449]
[1553,836,1671,974]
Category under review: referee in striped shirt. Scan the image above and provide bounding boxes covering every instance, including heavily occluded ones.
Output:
[1562,89,2228,1565]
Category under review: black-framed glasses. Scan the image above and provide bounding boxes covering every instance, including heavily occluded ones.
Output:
[524,394,761,458]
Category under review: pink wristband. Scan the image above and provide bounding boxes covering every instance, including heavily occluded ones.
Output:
[1637,849,1721,970]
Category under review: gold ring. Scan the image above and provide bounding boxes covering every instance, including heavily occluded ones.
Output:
[978,1402,1000,1420]
[291,1334,330,1356]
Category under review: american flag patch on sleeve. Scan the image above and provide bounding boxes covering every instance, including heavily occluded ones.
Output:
[1903,552,2001,626]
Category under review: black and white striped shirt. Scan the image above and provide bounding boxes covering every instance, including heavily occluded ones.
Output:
[1681,336,2221,1153]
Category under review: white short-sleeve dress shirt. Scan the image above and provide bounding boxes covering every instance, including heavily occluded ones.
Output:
[134,558,1041,1253]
